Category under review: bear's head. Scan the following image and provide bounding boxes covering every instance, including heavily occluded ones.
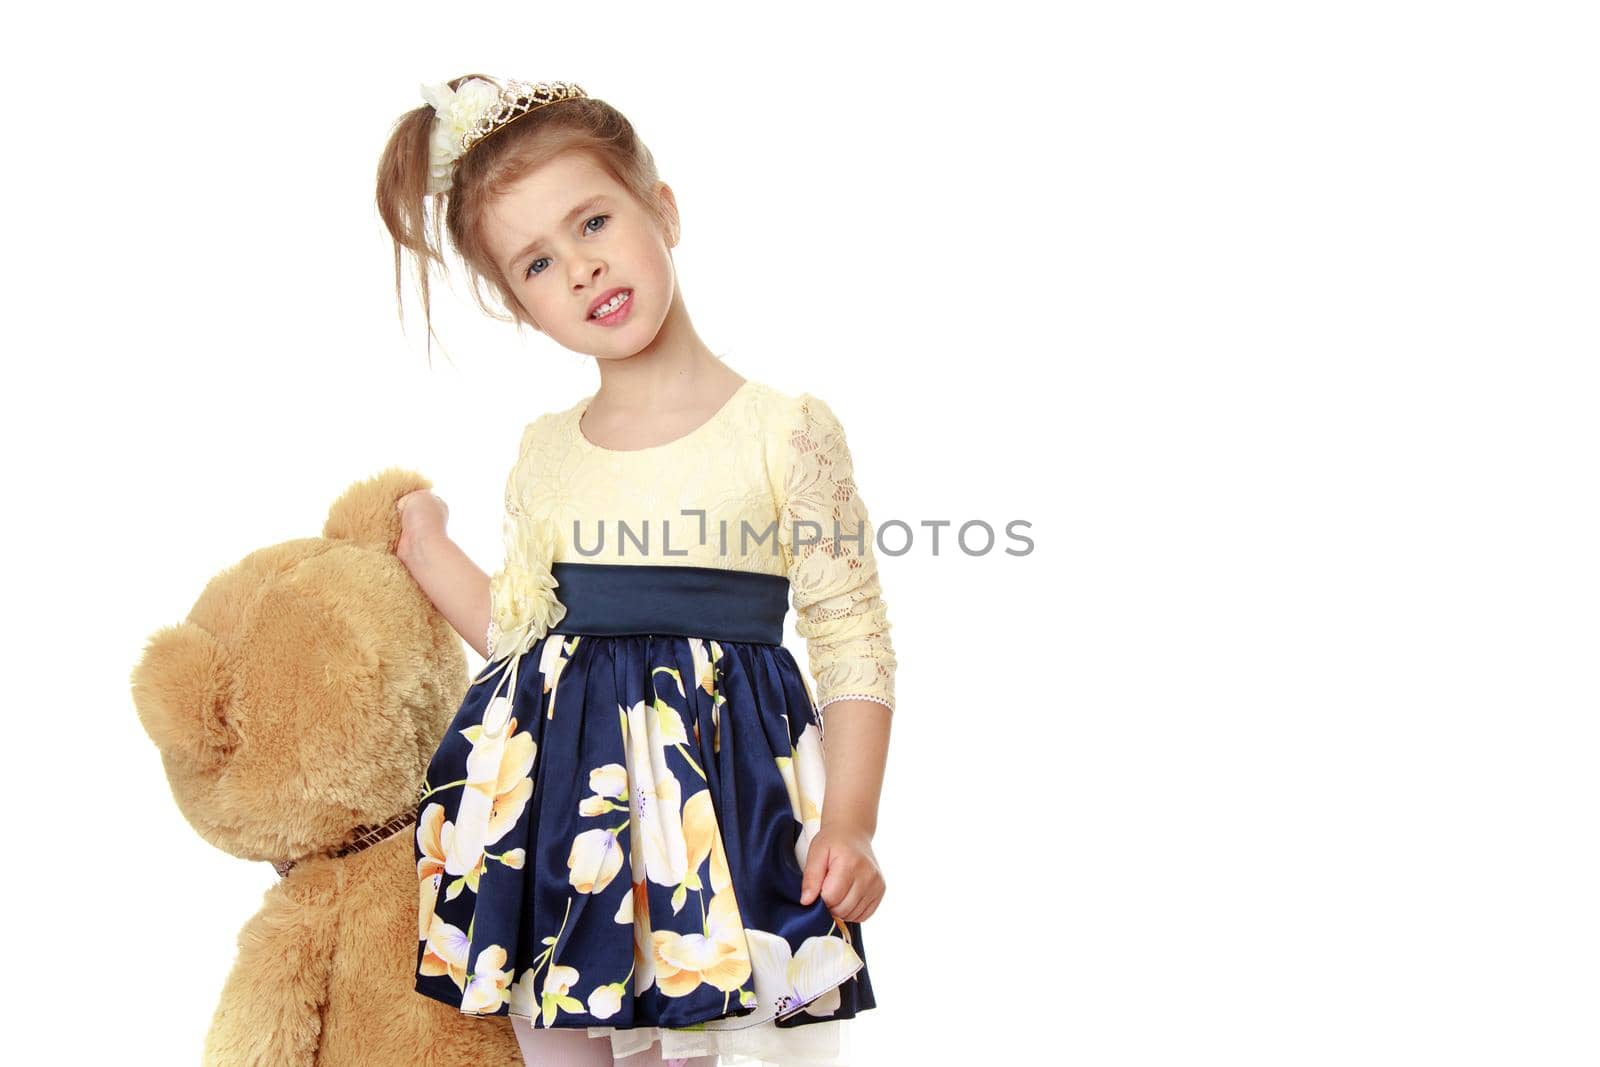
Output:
[129,469,467,869]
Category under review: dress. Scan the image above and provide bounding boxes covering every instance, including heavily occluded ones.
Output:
[413,379,897,1065]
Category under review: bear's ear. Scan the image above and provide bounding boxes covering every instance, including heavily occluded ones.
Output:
[129,622,237,772]
[321,467,434,555]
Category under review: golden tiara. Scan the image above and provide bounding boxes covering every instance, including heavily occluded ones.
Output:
[420,77,588,194]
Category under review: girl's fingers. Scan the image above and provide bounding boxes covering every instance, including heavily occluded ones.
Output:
[800,846,828,904]
[834,882,866,920]
[818,854,855,908]
[847,882,883,923]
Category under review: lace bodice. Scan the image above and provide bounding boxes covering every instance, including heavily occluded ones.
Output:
[484,379,897,713]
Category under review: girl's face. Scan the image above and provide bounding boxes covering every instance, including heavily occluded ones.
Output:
[483,151,679,359]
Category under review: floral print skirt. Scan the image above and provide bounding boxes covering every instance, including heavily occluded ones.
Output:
[414,564,875,1064]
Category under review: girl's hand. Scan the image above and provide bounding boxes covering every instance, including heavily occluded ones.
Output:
[396,489,449,558]
[799,825,886,923]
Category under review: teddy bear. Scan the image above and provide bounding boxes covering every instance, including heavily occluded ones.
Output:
[129,469,523,1067]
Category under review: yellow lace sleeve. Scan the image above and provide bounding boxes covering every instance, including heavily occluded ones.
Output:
[485,419,566,662]
[776,393,897,713]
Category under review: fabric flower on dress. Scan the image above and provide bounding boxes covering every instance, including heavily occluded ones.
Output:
[419,77,501,194]
[614,878,658,994]
[774,722,827,870]
[420,914,470,992]
[744,929,861,1020]
[587,981,625,1019]
[568,827,626,894]
[622,699,690,891]
[487,515,567,663]
[417,803,454,938]
[444,718,536,896]
[540,964,585,1027]
[652,887,753,997]
[461,944,515,1014]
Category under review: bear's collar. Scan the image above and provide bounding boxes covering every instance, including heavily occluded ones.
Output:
[270,809,418,878]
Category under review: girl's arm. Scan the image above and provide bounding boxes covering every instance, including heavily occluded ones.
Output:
[774,394,899,715]
[398,509,493,661]
[398,423,544,664]
[816,698,892,838]
[770,392,899,844]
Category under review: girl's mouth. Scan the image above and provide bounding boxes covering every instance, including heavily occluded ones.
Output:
[588,289,633,326]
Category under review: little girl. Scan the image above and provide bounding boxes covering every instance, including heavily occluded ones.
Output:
[377,76,896,1067]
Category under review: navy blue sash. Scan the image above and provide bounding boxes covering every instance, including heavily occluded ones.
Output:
[548,562,790,645]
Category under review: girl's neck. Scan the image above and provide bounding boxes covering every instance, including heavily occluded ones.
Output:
[579,352,748,452]
[586,280,743,417]
[589,346,742,416]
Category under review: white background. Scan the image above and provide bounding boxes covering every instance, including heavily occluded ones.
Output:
[5,1,1596,1063]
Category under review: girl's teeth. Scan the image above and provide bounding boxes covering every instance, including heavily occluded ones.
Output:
[592,292,630,317]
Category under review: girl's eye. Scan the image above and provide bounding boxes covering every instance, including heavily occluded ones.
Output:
[525,215,610,279]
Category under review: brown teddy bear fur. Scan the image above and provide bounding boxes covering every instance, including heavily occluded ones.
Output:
[130,469,522,1067]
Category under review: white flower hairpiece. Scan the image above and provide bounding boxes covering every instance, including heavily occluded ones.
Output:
[420,78,502,195]
[418,77,589,196]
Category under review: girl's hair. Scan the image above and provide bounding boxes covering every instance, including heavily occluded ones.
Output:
[375,75,671,359]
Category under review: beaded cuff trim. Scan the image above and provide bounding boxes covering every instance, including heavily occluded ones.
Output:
[817,693,895,712]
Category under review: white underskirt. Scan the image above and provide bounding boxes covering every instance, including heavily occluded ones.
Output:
[587,1017,850,1065]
